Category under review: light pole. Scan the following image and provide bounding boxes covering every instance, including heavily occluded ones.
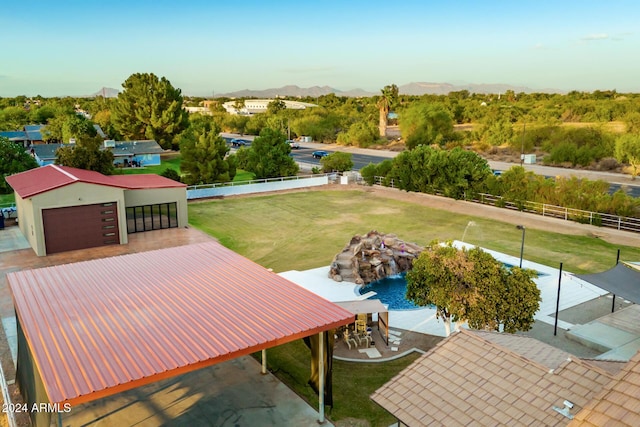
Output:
[516,225,526,268]
[520,120,526,166]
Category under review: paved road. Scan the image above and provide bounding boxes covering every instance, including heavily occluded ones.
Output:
[220,133,640,195]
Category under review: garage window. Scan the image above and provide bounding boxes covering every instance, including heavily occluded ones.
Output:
[126,202,178,233]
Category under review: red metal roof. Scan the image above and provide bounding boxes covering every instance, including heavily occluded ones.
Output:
[6,164,185,198]
[8,242,353,405]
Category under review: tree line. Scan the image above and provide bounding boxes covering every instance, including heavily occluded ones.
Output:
[360,147,640,218]
[3,73,640,191]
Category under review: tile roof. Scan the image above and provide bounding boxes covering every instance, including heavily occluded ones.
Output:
[569,350,640,426]
[8,242,355,406]
[6,164,184,198]
[371,329,618,426]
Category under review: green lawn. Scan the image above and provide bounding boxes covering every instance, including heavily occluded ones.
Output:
[188,189,640,275]
[0,193,15,206]
[189,188,640,426]
[253,340,421,427]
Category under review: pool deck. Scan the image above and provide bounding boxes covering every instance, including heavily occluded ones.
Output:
[279,241,611,338]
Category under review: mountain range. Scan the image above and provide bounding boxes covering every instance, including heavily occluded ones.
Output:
[93,82,563,99]
[211,82,563,98]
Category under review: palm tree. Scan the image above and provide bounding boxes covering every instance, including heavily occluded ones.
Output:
[377,84,398,138]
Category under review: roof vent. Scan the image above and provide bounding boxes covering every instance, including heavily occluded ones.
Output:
[552,400,574,420]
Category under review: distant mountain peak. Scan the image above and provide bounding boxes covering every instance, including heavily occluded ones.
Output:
[206,82,564,99]
[92,87,120,98]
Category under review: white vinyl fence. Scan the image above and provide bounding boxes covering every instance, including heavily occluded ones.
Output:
[187,174,330,199]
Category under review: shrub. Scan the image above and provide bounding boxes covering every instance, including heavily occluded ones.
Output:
[160,168,181,182]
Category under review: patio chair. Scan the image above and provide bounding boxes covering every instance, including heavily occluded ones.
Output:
[343,328,358,349]
[355,320,372,346]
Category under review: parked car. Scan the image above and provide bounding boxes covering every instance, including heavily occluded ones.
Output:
[312,150,329,159]
[286,140,300,149]
[231,138,250,147]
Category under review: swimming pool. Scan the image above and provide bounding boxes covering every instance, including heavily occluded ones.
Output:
[358,263,548,310]
[358,273,420,310]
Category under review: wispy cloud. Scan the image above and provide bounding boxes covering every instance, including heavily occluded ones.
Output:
[581,33,609,41]
[533,43,545,50]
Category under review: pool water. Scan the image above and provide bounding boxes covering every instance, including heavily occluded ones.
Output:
[358,263,547,311]
[358,273,420,310]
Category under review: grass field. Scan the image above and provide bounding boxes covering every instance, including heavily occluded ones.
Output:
[189,188,640,426]
[0,193,15,206]
[188,189,640,274]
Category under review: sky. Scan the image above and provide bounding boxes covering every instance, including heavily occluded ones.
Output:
[2,0,639,97]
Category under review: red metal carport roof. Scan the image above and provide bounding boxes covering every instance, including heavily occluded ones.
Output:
[8,241,353,406]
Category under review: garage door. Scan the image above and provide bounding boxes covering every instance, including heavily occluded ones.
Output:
[42,202,120,254]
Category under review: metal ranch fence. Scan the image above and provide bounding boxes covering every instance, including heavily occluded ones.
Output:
[368,176,640,234]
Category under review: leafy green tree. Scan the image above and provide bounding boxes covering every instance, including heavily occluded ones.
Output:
[0,136,38,193]
[336,121,379,147]
[615,133,640,179]
[377,84,398,137]
[28,105,57,125]
[387,146,491,199]
[267,99,286,115]
[41,113,97,143]
[0,106,29,131]
[55,135,114,175]
[361,159,394,185]
[406,241,540,336]
[399,103,454,149]
[112,73,189,149]
[623,112,640,134]
[320,152,353,173]
[179,127,236,185]
[160,168,181,182]
[246,128,299,179]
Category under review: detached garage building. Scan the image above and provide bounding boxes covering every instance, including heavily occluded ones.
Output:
[6,164,187,256]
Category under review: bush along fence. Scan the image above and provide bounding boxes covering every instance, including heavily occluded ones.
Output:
[366,176,640,234]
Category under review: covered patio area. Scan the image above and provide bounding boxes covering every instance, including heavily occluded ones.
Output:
[8,241,354,426]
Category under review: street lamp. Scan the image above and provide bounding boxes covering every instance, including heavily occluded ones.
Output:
[519,120,526,167]
[516,225,526,268]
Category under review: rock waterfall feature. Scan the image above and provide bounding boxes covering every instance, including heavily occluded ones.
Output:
[328,231,424,285]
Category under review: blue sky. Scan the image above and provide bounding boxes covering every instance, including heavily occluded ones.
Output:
[2,0,639,96]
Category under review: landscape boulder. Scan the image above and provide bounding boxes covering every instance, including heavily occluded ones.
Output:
[328,230,424,285]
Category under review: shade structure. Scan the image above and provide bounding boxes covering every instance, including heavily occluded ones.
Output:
[576,262,640,304]
[334,299,390,345]
[8,241,354,420]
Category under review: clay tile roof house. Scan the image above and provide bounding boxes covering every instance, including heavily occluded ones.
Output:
[371,329,629,426]
[5,164,187,256]
[569,350,640,426]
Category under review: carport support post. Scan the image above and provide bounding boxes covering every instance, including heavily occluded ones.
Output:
[318,331,325,424]
[261,349,267,374]
[554,263,563,336]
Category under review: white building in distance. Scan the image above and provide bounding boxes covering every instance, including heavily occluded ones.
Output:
[222,99,317,115]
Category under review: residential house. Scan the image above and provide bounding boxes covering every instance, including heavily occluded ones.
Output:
[371,329,629,426]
